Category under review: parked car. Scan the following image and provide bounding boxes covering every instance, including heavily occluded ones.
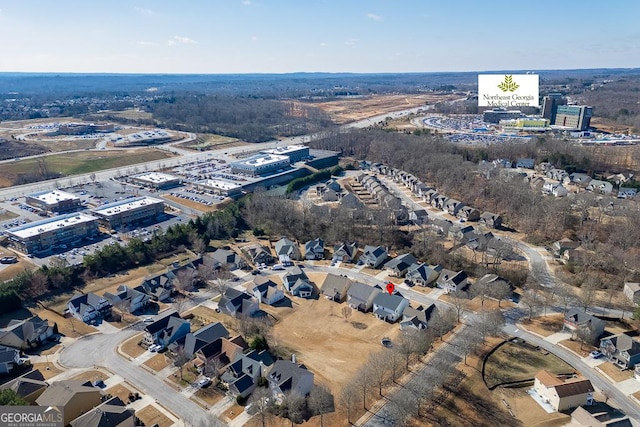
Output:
[590,350,603,359]
[197,377,212,388]
[142,317,155,323]
[271,264,285,271]
[0,256,18,264]
[148,344,163,352]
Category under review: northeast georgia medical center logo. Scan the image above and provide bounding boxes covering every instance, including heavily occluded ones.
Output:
[478,74,539,107]
[0,406,64,427]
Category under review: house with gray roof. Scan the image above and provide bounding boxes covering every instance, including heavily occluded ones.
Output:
[618,187,637,199]
[516,158,535,169]
[405,263,441,287]
[218,288,259,318]
[249,277,285,306]
[274,238,301,265]
[339,193,364,210]
[283,267,314,298]
[564,309,605,344]
[207,249,246,270]
[104,285,150,314]
[347,282,381,312]
[384,253,418,277]
[372,293,409,323]
[437,269,469,293]
[70,396,135,427]
[320,274,353,302]
[0,369,48,403]
[586,179,614,195]
[170,321,229,358]
[458,206,480,221]
[136,272,173,302]
[444,199,465,216]
[221,353,265,398]
[624,282,640,305]
[480,212,503,229]
[400,304,437,331]
[36,380,102,426]
[268,360,314,402]
[360,245,388,269]
[333,242,358,263]
[143,311,190,347]
[68,292,112,323]
[0,345,21,374]
[242,244,274,266]
[409,209,429,225]
[304,238,325,260]
[601,334,640,369]
[0,315,57,350]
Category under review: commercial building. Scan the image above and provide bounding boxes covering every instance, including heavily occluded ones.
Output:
[500,117,550,131]
[231,154,290,177]
[26,190,82,213]
[195,179,243,197]
[541,93,566,123]
[91,197,164,229]
[130,172,181,189]
[6,213,99,254]
[261,145,309,163]
[57,123,116,135]
[554,105,593,131]
[482,108,524,124]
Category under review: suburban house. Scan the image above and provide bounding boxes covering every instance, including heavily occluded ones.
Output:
[103,285,150,314]
[70,396,135,427]
[339,193,364,210]
[516,158,535,169]
[274,238,301,265]
[320,188,341,202]
[444,199,465,216]
[242,244,275,266]
[563,309,606,344]
[432,194,449,210]
[409,209,429,224]
[384,253,418,277]
[220,353,264,398]
[449,225,476,242]
[36,380,102,426]
[347,282,382,312]
[0,316,57,350]
[268,359,315,402]
[304,238,325,260]
[406,263,441,287]
[249,277,285,306]
[143,311,190,348]
[218,288,259,318]
[68,292,112,323]
[400,304,437,331]
[136,272,173,302]
[360,245,388,269]
[437,269,469,293]
[569,406,632,427]
[207,249,246,270]
[0,345,22,374]
[0,369,48,404]
[194,336,246,374]
[624,282,640,304]
[282,267,314,298]
[552,238,581,257]
[333,242,358,263]
[533,371,594,412]
[480,212,503,229]
[569,173,592,187]
[618,188,637,199]
[170,322,229,358]
[458,206,480,221]
[586,179,614,195]
[372,293,409,323]
[600,334,640,369]
[320,274,353,302]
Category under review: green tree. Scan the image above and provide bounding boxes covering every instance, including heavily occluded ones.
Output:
[0,389,30,405]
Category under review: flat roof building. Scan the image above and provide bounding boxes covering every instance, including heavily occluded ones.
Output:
[195,179,243,197]
[500,117,550,131]
[26,190,82,213]
[130,172,181,189]
[231,154,290,177]
[483,109,524,124]
[554,105,593,131]
[91,197,164,229]
[6,213,99,254]
[261,145,310,163]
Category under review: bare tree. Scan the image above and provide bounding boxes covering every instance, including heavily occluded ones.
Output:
[471,279,491,310]
[429,307,456,341]
[458,327,482,365]
[354,364,372,410]
[489,280,513,307]
[521,285,541,320]
[576,323,599,351]
[387,388,416,427]
[308,383,334,427]
[396,330,418,371]
[172,345,191,381]
[249,387,273,427]
[555,282,576,314]
[202,357,224,380]
[196,263,216,285]
[367,352,390,396]
[472,310,505,343]
[175,268,197,294]
[449,290,469,323]
[112,299,131,323]
[341,306,353,322]
[578,280,598,313]
[338,384,358,424]
[283,391,305,426]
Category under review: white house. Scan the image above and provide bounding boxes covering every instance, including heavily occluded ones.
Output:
[372,293,409,323]
[533,370,594,412]
[249,277,285,306]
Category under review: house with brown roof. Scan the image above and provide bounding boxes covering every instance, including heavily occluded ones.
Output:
[320,274,353,302]
[70,396,135,427]
[36,380,102,425]
[533,370,594,412]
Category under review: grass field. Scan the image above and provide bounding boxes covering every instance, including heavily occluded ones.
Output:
[31,362,63,380]
[144,354,170,372]
[519,314,564,337]
[70,369,108,384]
[120,333,146,359]
[0,149,174,188]
[598,361,633,382]
[135,405,173,427]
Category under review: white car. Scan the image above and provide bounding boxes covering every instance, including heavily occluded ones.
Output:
[148,344,162,352]
[271,264,285,271]
[197,377,212,388]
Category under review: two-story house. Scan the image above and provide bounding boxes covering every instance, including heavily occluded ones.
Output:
[320,274,353,302]
[359,245,388,269]
[383,253,418,278]
[104,285,150,314]
[304,238,325,260]
[68,293,112,323]
[372,293,409,323]
[143,311,190,348]
[0,316,57,350]
[600,334,640,369]
[249,277,285,306]
[533,370,594,412]
[563,309,605,344]
[268,359,314,403]
[347,282,382,312]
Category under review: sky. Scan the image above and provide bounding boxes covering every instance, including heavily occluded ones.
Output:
[0,0,638,74]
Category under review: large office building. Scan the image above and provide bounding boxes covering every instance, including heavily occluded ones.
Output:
[541,93,566,123]
[230,154,290,177]
[195,179,243,197]
[500,117,550,131]
[91,197,165,229]
[130,172,181,189]
[6,213,99,254]
[554,105,593,131]
[482,109,524,124]
[261,145,310,163]
[26,190,82,213]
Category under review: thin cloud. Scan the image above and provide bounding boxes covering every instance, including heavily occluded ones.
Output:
[366,13,382,21]
[134,7,153,15]
[242,0,251,5]
[319,42,328,47]
[133,41,157,47]
[251,36,259,42]
[168,36,197,46]
[345,38,358,46]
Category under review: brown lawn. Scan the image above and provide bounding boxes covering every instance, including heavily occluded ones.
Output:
[120,332,146,359]
[81,263,168,297]
[162,194,218,213]
[598,362,633,383]
[558,339,596,358]
[70,369,109,384]
[520,314,565,337]
[31,362,63,380]
[185,305,239,336]
[194,387,224,406]
[105,383,134,403]
[144,354,170,372]
[167,367,198,387]
[0,261,37,282]
[31,308,97,338]
[221,402,244,420]
[270,297,401,394]
[135,405,173,427]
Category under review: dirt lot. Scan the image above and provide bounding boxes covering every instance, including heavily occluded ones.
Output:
[298,94,454,125]
[120,332,146,359]
[135,405,173,427]
[520,314,564,337]
[144,354,170,372]
[268,296,401,394]
[31,308,97,338]
[194,387,224,406]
